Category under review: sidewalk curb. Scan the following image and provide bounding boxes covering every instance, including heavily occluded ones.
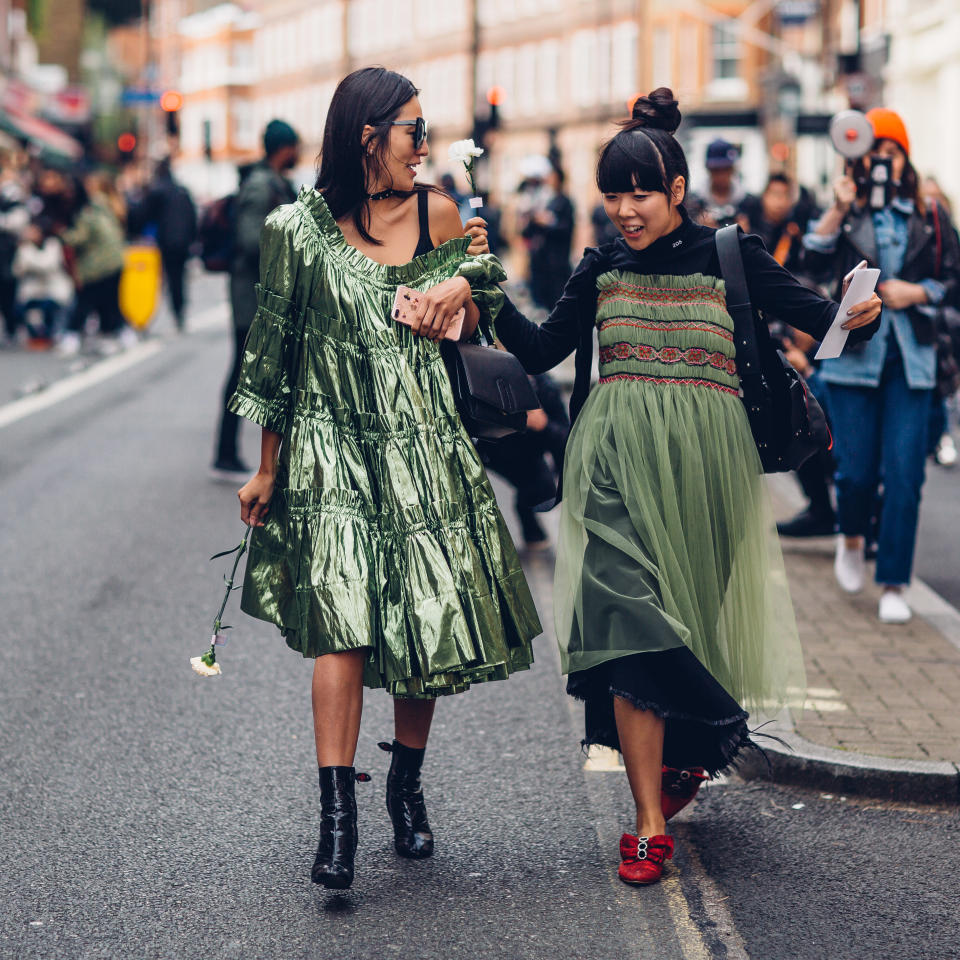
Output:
[744,476,960,804]
[737,717,960,804]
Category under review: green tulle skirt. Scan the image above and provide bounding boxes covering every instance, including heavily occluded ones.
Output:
[555,376,805,718]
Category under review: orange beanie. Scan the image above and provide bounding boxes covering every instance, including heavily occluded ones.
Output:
[866,108,910,155]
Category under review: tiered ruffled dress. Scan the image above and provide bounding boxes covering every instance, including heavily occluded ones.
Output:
[229,188,541,697]
[557,271,804,772]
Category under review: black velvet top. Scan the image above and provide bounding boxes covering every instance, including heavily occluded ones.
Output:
[495,207,878,427]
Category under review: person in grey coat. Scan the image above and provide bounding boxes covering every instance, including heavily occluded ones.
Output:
[212,119,300,480]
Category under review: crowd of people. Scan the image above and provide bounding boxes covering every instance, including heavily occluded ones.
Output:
[0,150,197,355]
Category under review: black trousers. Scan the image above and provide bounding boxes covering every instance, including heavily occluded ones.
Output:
[161,249,189,327]
[70,272,124,335]
[215,325,249,462]
[0,276,18,338]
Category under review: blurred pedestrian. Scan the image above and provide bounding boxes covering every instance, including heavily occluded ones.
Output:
[144,158,197,331]
[687,138,749,229]
[211,120,300,481]
[775,327,838,537]
[0,158,29,345]
[11,216,72,347]
[228,66,537,890]
[57,175,130,356]
[804,107,960,623]
[494,88,880,886]
[479,372,569,550]
[739,173,816,273]
[518,158,574,310]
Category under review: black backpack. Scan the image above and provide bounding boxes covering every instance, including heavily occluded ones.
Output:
[198,193,237,272]
[715,224,830,473]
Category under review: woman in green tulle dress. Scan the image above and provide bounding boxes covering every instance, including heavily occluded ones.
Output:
[229,67,540,890]
[495,89,881,887]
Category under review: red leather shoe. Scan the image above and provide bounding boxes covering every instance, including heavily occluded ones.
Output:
[661,766,709,821]
[618,833,674,885]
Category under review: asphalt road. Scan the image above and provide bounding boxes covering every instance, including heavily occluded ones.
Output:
[1,297,958,960]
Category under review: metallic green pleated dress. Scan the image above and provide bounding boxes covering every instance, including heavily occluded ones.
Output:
[228,188,541,697]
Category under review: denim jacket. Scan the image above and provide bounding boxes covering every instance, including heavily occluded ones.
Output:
[803,198,946,389]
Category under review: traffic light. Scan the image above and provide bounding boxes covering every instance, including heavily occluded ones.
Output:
[117,132,137,160]
[472,88,504,147]
[160,90,183,137]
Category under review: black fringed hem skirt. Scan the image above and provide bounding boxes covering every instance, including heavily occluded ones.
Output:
[566,646,752,776]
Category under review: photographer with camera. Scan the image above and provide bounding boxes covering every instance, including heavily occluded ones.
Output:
[804,108,960,624]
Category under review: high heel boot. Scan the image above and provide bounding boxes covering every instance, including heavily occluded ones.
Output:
[311,766,360,889]
[380,740,434,858]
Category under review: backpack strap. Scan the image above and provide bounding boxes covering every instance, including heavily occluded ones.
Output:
[715,224,761,384]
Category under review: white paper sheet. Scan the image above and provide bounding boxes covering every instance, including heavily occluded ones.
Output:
[814,266,881,360]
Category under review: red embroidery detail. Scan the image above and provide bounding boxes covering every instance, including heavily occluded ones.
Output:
[598,374,739,395]
[597,281,727,310]
[598,318,733,341]
[598,342,737,376]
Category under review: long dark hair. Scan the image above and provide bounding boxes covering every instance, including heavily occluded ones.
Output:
[315,66,435,246]
[596,88,689,202]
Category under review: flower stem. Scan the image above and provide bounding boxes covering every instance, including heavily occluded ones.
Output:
[213,524,251,630]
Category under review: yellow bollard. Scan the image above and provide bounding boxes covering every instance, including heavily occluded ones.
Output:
[119,244,162,329]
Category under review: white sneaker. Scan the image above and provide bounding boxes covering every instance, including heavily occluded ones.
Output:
[834,537,865,594]
[119,327,139,350]
[936,434,957,467]
[56,331,81,356]
[879,590,912,624]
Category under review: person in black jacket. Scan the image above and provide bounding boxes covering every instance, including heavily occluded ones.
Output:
[802,107,960,624]
[493,88,881,888]
[143,159,197,331]
[519,162,575,310]
[478,372,569,549]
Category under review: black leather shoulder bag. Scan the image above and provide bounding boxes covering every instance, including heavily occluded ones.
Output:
[440,314,540,441]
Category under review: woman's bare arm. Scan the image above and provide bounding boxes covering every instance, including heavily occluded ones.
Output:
[238,428,281,527]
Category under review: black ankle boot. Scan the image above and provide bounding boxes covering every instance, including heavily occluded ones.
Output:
[380,740,434,859]
[312,766,360,889]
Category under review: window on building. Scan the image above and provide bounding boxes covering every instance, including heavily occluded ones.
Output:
[652,25,673,89]
[610,21,638,103]
[711,22,739,81]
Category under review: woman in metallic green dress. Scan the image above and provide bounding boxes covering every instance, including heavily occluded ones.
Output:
[229,67,541,890]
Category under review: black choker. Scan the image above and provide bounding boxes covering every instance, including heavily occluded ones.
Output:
[367,188,397,201]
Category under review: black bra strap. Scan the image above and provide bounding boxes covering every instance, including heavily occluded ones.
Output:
[413,189,434,258]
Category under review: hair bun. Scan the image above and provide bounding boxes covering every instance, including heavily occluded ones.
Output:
[632,88,681,134]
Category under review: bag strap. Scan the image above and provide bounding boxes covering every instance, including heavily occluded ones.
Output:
[715,224,761,384]
[931,201,943,280]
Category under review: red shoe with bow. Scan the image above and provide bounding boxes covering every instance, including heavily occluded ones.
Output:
[660,766,709,821]
[618,833,674,885]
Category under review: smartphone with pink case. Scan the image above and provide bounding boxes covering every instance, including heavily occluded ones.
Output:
[391,285,464,340]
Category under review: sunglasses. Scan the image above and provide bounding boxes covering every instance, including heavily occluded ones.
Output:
[387,117,429,150]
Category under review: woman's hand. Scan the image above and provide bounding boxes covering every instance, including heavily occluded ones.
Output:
[833,175,857,214]
[464,217,489,256]
[841,292,883,330]
[878,279,928,311]
[238,471,275,527]
[411,276,472,341]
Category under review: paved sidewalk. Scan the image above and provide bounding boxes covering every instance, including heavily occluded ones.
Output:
[772,481,960,766]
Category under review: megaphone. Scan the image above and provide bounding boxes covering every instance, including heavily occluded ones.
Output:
[829,110,874,159]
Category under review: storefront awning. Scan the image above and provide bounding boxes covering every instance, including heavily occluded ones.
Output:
[0,107,83,161]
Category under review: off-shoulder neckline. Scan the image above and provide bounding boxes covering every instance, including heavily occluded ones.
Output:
[296,186,471,283]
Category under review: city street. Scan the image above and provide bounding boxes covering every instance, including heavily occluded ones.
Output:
[1,282,959,960]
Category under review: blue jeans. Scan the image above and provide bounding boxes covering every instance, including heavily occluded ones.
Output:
[828,353,931,586]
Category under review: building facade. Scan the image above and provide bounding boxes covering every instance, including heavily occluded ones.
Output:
[149,0,909,242]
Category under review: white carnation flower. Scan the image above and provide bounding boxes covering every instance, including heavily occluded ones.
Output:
[191,656,222,677]
[448,139,484,164]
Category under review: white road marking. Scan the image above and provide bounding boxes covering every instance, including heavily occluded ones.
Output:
[0,301,229,431]
[0,341,164,429]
